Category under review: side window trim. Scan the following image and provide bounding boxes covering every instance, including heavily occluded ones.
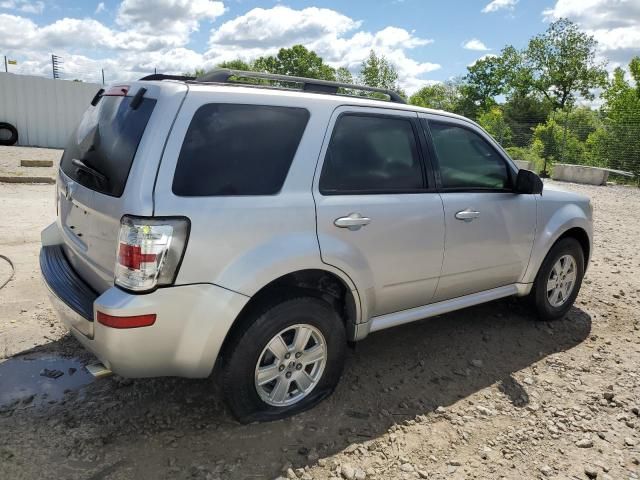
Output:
[318,111,433,196]
[422,116,517,193]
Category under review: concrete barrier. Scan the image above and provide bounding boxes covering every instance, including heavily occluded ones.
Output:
[513,160,533,171]
[551,163,609,186]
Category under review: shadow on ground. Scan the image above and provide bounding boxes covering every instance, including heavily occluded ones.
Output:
[0,298,591,479]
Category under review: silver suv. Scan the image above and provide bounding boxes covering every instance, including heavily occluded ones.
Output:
[40,70,592,422]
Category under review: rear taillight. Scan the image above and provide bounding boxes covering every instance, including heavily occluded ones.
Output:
[114,215,189,292]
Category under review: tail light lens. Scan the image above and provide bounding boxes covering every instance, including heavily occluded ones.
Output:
[114,215,190,292]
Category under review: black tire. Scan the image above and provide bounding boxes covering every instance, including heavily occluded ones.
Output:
[530,237,585,321]
[222,296,347,423]
[0,122,18,146]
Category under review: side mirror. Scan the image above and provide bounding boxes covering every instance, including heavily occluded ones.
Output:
[515,169,543,194]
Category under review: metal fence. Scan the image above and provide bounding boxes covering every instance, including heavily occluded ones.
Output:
[0,72,101,148]
[486,109,640,184]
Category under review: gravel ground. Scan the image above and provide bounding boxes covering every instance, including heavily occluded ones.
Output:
[0,180,638,480]
[0,145,61,179]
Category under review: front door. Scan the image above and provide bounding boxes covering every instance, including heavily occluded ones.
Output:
[314,107,445,318]
[421,115,537,301]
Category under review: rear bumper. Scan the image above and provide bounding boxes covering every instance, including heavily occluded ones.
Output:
[40,227,249,378]
[40,245,98,337]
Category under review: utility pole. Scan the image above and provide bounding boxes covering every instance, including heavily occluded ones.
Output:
[51,54,62,79]
[101,68,105,85]
[3,56,7,73]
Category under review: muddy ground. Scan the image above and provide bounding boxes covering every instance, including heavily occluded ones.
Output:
[0,179,638,480]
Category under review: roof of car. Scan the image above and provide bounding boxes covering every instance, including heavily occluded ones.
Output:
[138,69,471,124]
[146,79,469,124]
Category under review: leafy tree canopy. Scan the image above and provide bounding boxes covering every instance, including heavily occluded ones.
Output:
[359,50,405,98]
[253,45,336,81]
[409,80,462,112]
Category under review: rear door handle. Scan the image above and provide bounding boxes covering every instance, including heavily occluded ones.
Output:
[455,209,480,222]
[334,213,371,230]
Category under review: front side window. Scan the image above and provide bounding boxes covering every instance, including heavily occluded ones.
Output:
[319,114,424,194]
[173,104,309,196]
[429,121,510,190]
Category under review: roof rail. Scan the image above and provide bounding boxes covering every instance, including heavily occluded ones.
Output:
[139,73,195,82]
[194,68,406,104]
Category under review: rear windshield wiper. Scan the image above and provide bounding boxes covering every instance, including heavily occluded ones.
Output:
[71,158,108,184]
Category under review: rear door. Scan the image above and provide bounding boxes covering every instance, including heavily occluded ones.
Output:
[314,107,445,318]
[421,114,536,301]
[57,81,187,292]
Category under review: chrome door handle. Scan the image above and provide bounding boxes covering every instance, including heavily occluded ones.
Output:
[334,213,371,230]
[455,209,480,222]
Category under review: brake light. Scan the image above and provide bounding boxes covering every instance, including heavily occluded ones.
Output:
[118,244,157,270]
[104,85,129,96]
[114,216,190,292]
[97,311,156,328]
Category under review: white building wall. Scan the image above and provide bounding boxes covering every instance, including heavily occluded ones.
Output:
[0,73,101,149]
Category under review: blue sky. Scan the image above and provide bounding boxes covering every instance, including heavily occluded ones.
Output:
[1,0,638,92]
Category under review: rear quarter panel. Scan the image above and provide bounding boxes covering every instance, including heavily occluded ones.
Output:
[152,86,358,300]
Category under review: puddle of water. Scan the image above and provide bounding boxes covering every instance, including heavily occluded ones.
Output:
[0,354,94,408]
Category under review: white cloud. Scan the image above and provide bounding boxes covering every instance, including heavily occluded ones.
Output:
[95,2,105,14]
[0,0,44,14]
[0,4,440,93]
[117,0,225,48]
[467,53,498,67]
[207,6,439,93]
[463,38,490,51]
[210,6,359,47]
[19,0,42,14]
[482,0,518,13]
[543,0,640,66]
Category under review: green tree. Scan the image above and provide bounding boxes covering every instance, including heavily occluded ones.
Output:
[335,67,354,84]
[183,68,207,77]
[503,93,552,147]
[217,59,253,71]
[409,80,461,112]
[589,59,640,177]
[532,115,586,165]
[509,19,608,109]
[565,107,600,142]
[462,19,607,118]
[359,50,405,98]
[464,55,505,111]
[253,45,336,80]
[478,107,513,146]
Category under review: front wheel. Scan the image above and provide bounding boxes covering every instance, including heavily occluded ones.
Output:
[222,296,346,423]
[530,237,585,321]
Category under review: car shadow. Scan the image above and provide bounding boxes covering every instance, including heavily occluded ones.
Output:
[0,297,591,480]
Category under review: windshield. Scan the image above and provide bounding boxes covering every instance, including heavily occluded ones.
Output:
[60,94,156,197]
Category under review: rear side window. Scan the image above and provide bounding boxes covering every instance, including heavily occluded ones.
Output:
[172,104,309,196]
[429,122,510,190]
[319,114,424,195]
[60,95,156,197]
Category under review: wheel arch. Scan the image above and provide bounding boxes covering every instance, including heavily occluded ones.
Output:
[556,227,591,267]
[522,202,592,285]
[216,268,361,369]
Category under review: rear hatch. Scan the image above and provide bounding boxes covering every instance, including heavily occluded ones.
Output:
[56,81,188,293]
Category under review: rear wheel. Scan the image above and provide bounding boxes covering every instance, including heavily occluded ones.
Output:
[222,296,346,423]
[530,237,585,321]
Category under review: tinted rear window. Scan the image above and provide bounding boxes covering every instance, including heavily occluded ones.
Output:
[172,104,309,196]
[319,114,424,194]
[60,95,156,197]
